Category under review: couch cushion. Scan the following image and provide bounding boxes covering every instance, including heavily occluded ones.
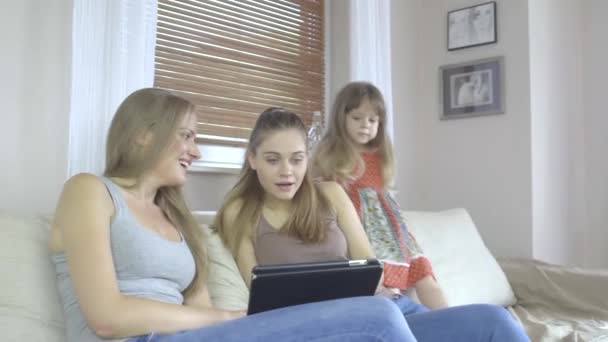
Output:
[193,211,249,310]
[0,213,66,342]
[403,208,516,307]
[202,225,249,310]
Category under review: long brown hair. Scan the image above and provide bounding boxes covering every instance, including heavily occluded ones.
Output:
[104,88,207,298]
[312,81,394,187]
[214,108,332,256]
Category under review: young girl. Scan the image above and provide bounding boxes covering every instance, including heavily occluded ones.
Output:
[312,81,449,309]
[215,107,530,342]
[48,89,417,342]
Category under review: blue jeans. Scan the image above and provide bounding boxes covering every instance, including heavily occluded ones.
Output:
[392,295,531,341]
[128,296,416,342]
[129,295,530,342]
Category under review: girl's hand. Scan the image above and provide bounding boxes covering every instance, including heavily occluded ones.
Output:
[222,309,247,322]
[375,284,401,298]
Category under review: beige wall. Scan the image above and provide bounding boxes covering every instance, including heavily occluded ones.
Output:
[582,0,608,268]
[390,0,424,208]
[0,1,72,216]
[393,0,534,260]
[529,0,585,266]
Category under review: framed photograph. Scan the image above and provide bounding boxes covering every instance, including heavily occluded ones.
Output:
[448,1,497,51]
[439,56,504,120]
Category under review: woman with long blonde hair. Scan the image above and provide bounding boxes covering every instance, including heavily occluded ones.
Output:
[216,106,530,342]
[214,107,376,285]
[49,88,417,342]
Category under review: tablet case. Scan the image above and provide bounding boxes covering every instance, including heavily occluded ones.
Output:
[247,259,382,315]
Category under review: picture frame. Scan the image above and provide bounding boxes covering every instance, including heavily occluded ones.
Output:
[439,56,504,120]
[448,1,497,51]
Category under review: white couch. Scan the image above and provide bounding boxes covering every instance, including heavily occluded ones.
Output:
[2,209,607,342]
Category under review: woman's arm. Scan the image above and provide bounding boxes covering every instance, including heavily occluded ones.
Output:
[236,237,257,288]
[319,181,374,260]
[55,174,241,339]
[184,285,246,316]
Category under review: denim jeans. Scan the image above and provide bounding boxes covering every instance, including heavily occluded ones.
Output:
[128,296,416,342]
[129,295,530,342]
[392,294,531,341]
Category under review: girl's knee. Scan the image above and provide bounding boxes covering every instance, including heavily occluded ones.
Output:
[472,304,530,341]
[351,296,402,315]
[349,297,405,323]
[472,304,513,323]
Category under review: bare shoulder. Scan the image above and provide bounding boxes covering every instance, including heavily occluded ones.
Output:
[58,173,113,211]
[317,181,347,201]
[59,173,112,206]
[49,173,113,251]
[64,172,104,189]
[220,198,245,229]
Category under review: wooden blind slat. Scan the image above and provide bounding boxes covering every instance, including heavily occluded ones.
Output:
[155,34,323,83]
[158,2,323,47]
[156,48,323,89]
[157,72,324,109]
[166,0,323,38]
[155,60,323,98]
[154,0,325,145]
[157,16,319,55]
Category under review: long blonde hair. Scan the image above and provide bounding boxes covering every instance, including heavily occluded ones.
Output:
[312,81,394,187]
[214,108,332,256]
[104,88,207,298]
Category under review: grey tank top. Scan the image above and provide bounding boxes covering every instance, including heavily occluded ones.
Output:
[255,213,349,265]
[51,177,196,342]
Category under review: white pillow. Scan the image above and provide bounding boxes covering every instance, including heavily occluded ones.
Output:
[403,208,516,307]
[194,212,249,310]
[0,213,66,342]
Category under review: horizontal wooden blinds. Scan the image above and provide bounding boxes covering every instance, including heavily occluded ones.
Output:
[154,0,325,146]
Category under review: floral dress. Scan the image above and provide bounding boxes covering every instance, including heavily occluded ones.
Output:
[348,151,434,290]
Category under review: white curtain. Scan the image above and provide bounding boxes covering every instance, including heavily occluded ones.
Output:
[349,0,394,139]
[67,0,158,176]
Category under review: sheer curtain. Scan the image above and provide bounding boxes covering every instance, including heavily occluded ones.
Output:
[349,0,394,139]
[67,0,157,176]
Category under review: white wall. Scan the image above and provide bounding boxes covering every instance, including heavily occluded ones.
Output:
[529,0,585,266]
[395,0,534,259]
[391,0,424,207]
[327,0,351,105]
[582,0,608,268]
[0,1,72,216]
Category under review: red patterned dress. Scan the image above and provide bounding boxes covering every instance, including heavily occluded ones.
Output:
[348,151,434,290]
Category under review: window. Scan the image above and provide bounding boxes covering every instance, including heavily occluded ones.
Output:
[154,0,325,171]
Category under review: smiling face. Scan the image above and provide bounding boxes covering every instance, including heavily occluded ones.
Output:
[248,128,307,203]
[345,98,380,147]
[151,112,201,186]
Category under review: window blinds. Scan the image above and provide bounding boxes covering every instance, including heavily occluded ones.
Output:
[154,0,325,146]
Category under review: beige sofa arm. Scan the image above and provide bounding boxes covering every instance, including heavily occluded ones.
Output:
[499,258,608,319]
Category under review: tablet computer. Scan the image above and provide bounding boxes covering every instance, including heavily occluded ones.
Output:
[247,259,382,315]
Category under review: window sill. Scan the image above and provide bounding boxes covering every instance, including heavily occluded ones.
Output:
[188,144,245,174]
[188,161,242,174]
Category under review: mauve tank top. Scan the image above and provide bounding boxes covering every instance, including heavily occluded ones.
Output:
[254,213,349,265]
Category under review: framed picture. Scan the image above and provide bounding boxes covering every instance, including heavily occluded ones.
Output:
[439,56,504,120]
[448,1,497,51]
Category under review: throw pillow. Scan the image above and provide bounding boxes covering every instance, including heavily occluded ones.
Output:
[403,208,517,307]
